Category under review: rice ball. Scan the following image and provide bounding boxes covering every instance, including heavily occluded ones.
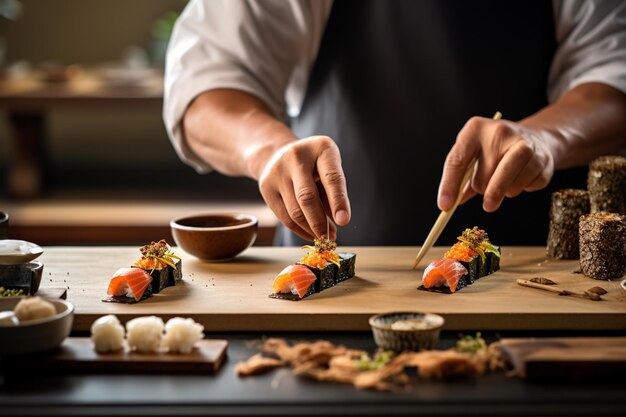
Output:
[13,296,56,321]
[126,315,164,353]
[163,317,204,354]
[90,315,125,353]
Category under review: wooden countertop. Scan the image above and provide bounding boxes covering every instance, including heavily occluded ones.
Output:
[38,246,626,332]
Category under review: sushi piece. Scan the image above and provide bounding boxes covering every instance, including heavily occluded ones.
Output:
[547,189,590,259]
[579,212,626,280]
[443,228,500,281]
[299,236,341,291]
[444,242,479,283]
[587,156,626,214]
[270,264,317,300]
[126,316,164,353]
[163,317,205,354]
[104,267,153,303]
[133,240,182,293]
[270,237,356,300]
[420,258,469,293]
[90,314,125,353]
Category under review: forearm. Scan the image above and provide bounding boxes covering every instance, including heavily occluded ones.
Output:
[521,82,626,169]
[182,89,297,179]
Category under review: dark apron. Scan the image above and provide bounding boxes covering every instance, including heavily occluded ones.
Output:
[279,0,577,246]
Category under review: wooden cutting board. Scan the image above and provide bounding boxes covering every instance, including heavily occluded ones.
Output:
[498,337,626,380]
[38,246,626,331]
[2,338,228,374]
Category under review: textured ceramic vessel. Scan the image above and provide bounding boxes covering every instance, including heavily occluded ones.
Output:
[369,312,444,351]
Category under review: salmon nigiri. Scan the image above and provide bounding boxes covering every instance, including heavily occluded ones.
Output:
[272,264,317,299]
[422,258,468,293]
[107,267,152,301]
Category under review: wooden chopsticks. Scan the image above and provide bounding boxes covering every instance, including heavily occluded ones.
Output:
[412,112,502,269]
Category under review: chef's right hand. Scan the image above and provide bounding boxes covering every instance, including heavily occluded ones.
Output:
[256,136,351,241]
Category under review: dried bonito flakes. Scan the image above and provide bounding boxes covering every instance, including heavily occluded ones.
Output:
[236,335,505,391]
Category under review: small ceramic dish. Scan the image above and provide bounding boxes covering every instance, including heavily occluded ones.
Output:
[170,213,258,261]
[369,312,445,352]
[0,298,74,355]
[0,260,43,295]
[0,240,44,265]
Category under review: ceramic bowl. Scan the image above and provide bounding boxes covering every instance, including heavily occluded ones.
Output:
[170,213,258,261]
[369,312,444,352]
[0,298,74,355]
[0,260,43,295]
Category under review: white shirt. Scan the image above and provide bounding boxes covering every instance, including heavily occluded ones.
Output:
[164,0,626,173]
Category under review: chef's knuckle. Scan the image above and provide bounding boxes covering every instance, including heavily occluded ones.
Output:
[282,216,299,230]
[316,135,335,149]
[296,187,317,206]
[516,140,534,159]
[492,123,513,142]
[322,169,345,186]
[288,206,307,223]
[445,150,465,170]
[464,116,483,134]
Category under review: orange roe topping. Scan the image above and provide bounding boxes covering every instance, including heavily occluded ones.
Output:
[133,257,166,270]
[443,242,478,262]
[300,250,340,269]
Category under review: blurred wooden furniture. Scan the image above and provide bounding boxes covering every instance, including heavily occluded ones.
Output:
[0,70,163,198]
[3,200,278,246]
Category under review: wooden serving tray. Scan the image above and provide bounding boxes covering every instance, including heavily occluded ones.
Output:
[3,338,228,374]
[499,337,626,380]
[39,247,626,331]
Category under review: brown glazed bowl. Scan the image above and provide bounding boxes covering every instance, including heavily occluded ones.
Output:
[170,213,258,261]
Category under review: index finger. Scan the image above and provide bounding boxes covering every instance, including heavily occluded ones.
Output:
[316,140,351,226]
[437,117,483,211]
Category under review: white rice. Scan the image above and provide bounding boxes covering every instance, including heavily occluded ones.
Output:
[90,314,125,353]
[13,296,56,322]
[126,315,164,353]
[163,317,204,354]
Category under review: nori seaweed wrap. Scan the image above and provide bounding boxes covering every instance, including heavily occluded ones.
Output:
[418,275,470,294]
[488,250,501,274]
[336,252,356,283]
[588,156,626,215]
[168,259,183,286]
[579,212,626,280]
[102,285,153,304]
[458,257,479,283]
[300,262,337,291]
[269,281,316,301]
[547,189,590,259]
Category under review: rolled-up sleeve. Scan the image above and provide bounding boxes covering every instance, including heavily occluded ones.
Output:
[163,0,331,173]
[548,0,626,102]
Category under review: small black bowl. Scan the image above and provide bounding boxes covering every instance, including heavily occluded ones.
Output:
[0,261,44,295]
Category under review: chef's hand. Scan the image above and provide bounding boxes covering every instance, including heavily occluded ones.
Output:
[257,136,351,241]
[437,117,555,212]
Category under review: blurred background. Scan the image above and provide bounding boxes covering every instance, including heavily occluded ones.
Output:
[0,0,275,245]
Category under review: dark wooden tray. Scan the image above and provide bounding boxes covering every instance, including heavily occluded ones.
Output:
[2,337,228,374]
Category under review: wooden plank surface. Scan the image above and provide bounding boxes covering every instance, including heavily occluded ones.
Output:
[499,337,626,380]
[37,246,626,332]
[5,338,228,374]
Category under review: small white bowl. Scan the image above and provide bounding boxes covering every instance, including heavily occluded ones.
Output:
[0,239,43,265]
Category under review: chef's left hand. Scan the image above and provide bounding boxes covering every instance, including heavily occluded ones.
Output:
[437,117,555,212]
